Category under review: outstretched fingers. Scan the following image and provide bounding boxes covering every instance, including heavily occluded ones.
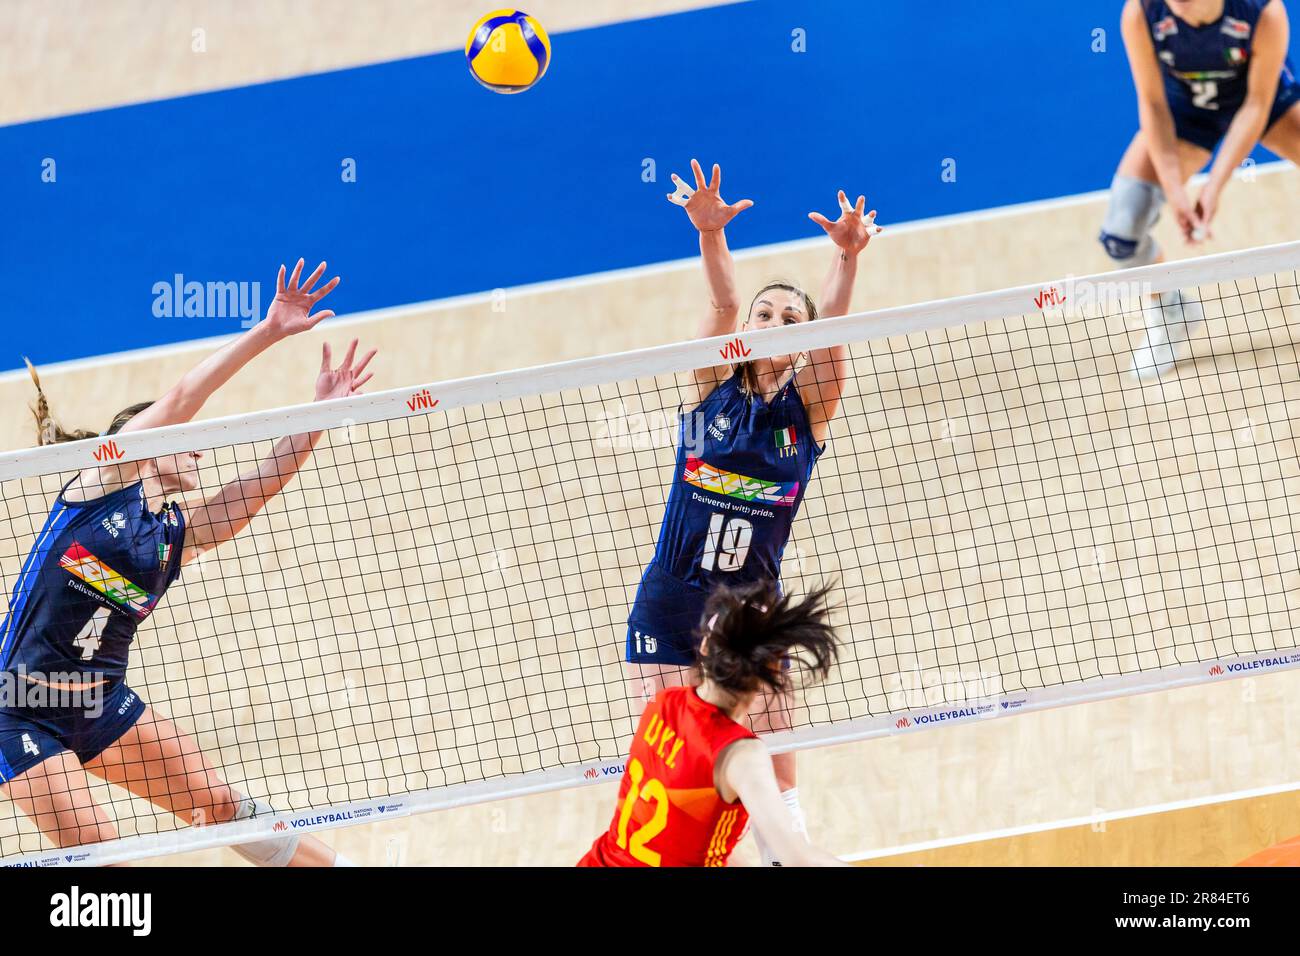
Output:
[690,157,707,191]
[309,275,341,303]
[667,172,694,206]
[341,338,359,370]
[320,341,333,372]
[298,261,328,295]
[353,347,378,380]
[288,258,305,291]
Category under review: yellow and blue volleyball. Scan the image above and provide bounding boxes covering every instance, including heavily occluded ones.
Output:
[465,9,551,94]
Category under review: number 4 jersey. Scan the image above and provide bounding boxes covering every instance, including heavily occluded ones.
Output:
[578,686,758,867]
[626,369,823,665]
[0,479,186,689]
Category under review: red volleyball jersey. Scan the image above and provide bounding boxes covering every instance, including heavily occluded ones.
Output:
[579,686,757,868]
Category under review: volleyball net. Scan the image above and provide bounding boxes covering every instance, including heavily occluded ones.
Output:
[3,241,1300,866]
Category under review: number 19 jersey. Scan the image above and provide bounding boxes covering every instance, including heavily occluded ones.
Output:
[626,370,823,665]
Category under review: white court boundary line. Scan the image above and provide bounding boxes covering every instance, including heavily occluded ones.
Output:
[4,645,1298,866]
[1,159,1292,384]
[2,238,1298,481]
[840,777,1300,863]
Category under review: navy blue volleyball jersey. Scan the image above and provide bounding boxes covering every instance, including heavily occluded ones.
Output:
[1144,0,1296,114]
[627,370,823,655]
[0,479,185,688]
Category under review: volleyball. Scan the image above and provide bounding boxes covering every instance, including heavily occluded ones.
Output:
[465,9,551,94]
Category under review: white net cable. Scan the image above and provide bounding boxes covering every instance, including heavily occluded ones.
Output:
[2,242,1299,866]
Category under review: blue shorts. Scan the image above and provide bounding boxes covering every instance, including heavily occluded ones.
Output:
[1167,77,1300,151]
[625,563,789,667]
[0,681,146,784]
[626,563,707,666]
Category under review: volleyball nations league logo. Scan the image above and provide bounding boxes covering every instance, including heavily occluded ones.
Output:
[93,439,125,462]
[406,389,438,412]
[718,337,751,361]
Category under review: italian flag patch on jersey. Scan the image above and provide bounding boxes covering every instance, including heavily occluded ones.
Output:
[774,426,797,456]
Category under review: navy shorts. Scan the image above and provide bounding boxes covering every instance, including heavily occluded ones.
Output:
[1168,77,1300,151]
[625,563,790,667]
[0,681,146,784]
[626,563,708,666]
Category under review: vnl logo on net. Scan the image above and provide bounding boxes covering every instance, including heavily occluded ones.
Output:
[152,274,261,329]
[582,763,626,781]
[884,667,1011,722]
[1032,275,1154,314]
[1209,652,1300,677]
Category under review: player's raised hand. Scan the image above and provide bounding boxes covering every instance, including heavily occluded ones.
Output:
[667,159,754,233]
[265,259,341,339]
[809,191,882,255]
[315,339,376,401]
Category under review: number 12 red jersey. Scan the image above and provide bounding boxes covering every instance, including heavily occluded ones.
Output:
[579,686,757,867]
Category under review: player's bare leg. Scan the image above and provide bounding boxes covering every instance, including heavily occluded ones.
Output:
[84,706,346,866]
[0,752,125,862]
[624,661,693,714]
[1259,100,1300,164]
[1106,131,1214,379]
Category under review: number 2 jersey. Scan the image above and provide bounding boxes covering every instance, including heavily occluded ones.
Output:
[1143,0,1300,148]
[0,479,185,691]
[579,686,758,867]
[625,369,824,665]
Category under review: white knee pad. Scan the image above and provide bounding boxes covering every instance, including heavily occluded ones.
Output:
[230,796,299,867]
[1099,174,1165,267]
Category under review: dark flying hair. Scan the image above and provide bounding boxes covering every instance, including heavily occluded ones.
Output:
[696,578,839,696]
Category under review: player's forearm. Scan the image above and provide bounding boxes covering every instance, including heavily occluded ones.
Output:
[167,322,282,424]
[1207,101,1270,193]
[1139,101,1190,201]
[699,228,740,314]
[751,819,846,867]
[819,248,858,319]
[247,432,319,501]
[186,435,317,557]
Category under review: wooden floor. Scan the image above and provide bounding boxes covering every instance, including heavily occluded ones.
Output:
[2,2,1299,867]
[857,785,1300,867]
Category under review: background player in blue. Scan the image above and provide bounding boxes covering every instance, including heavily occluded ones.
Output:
[1101,0,1300,377]
[625,159,880,865]
[0,259,375,866]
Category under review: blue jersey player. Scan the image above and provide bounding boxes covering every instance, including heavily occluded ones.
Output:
[0,260,374,866]
[1101,0,1300,377]
[628,159,879,864]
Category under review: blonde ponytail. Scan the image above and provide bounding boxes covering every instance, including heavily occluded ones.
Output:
[25,358,98,446]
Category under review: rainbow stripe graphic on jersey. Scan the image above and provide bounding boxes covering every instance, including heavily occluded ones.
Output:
[683,456,799,506]
[59,542,156,618]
